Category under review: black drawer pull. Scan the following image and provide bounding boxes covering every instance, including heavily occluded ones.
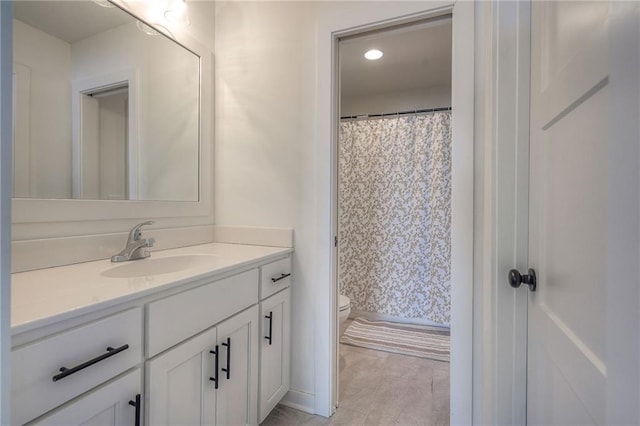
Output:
[271,273,291,283]
[209,345,219,389]
[52,344,129,382]
[221,337,231,380]
[128,393,141,426]
[265,312,273,345]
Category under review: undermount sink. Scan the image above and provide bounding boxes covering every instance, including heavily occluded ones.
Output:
[101,254,217,278]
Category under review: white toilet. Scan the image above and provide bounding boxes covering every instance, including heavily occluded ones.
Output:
[339,294,351,334]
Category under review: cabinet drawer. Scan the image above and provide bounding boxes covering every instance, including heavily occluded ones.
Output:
[30,369,141,426]
[12,308,143,425]
[260,257,292,300]
[147,269,259,357]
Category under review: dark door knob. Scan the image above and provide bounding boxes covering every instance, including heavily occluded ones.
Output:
[509,268,537,292]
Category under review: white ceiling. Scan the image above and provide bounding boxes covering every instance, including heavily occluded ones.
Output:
[340,17,452,98]
[13,1,134,44]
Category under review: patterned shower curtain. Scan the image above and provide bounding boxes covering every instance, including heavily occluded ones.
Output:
[338,112,452,326]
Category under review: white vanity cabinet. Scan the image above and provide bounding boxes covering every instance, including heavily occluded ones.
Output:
[259,259,292,423]
[12,247,292,426]
[147,306,258,426]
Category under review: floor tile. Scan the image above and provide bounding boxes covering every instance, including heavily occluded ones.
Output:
[261,405,319,426]
[261,343,450,425]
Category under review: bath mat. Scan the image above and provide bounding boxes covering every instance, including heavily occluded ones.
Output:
[340,317,450,362]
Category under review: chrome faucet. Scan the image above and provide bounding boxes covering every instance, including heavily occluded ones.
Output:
[111,221,156,262]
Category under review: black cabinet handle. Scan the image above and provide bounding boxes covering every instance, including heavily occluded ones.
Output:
[271,273,291,283]
[128,394,141,426]
[52,344,129,382]
[265,312,273,345]
[221,337,231,380]
[209,345,219,389]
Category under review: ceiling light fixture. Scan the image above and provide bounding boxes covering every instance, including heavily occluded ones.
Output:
[364,49,383,60]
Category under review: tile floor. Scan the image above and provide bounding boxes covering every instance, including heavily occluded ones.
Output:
[261,337,450,425]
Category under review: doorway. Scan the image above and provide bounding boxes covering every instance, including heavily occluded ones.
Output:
[80,84,129,200]
[329,3,474,422]
[334,17,452,422]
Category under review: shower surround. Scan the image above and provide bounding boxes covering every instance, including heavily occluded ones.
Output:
[338,112,451,326]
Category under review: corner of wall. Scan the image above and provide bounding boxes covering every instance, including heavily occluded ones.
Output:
[280,389,316,416]
[212,225,293,248]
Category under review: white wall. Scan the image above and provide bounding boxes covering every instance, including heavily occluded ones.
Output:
[341,84,451,116]
[13,19,72,199]
[71,22,199,202]
[215,2,318,404]
[214,1,460,415]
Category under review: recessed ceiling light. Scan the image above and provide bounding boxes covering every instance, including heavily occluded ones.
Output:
[364,49,383,60]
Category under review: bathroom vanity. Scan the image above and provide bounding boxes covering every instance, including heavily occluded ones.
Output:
[11,243,292,425]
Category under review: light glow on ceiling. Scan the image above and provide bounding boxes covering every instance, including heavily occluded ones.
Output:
[164,0,191,26]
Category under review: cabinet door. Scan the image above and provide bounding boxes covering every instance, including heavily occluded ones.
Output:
[259,289,291,423]
[215,306,259,426]
[147,327,217,426]
[31,369,141,426]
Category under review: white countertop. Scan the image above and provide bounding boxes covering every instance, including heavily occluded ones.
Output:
[12,243,292,335]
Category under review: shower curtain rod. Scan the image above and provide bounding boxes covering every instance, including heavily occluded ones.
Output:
[340,106,452,120]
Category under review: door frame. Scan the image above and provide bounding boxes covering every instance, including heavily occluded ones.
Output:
[71,69,139,200]
[472,2,531,424]
[327,2,474,423]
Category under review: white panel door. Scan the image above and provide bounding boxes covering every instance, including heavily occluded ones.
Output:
[528,2,610,424]
[215,306,259,426]
[146,327,217,426]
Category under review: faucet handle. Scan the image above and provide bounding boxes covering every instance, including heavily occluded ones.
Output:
[129,221,155,242]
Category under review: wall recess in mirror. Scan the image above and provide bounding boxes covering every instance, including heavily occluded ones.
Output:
[12,0,200,201]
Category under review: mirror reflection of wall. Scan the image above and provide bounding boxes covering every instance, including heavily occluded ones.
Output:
[12,0,200,202]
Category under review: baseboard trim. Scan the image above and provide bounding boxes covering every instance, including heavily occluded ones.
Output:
[349,310,449,328]
[280,389,315,415]
[213,225,293,248]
